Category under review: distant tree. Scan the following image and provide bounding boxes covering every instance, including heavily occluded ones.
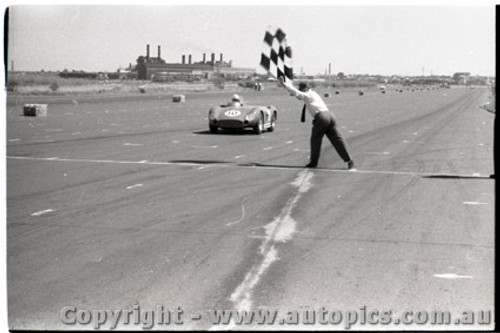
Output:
[337,72,345,80]
[50,81,59,92]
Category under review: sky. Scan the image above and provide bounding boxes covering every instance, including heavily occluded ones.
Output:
[4,3,496,77]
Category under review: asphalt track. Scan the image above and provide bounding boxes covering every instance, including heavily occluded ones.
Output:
[6,86,495,330]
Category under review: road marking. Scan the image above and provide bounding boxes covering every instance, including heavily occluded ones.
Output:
[230,170,313,313]
[7,156,492,179]
[433,273,473,279]
[123,143,143,146]
[192,145,218,149]
[226,196,253,226]
[234,155,245,159]
[286,140,293,144]
[44,129,63,132]
[463,201,487,205]
[263,147,273,151]
[8,139,20,142]
[365,151,390,155]
[126,184,143,190]
[31,209,55,216]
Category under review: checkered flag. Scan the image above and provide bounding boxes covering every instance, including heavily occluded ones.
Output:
[260,26,293,83]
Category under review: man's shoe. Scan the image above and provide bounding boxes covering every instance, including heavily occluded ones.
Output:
[305,163,317,168]
[347,160,355,170]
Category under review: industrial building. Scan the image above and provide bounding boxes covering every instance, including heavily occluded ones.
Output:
[135,44,255,81]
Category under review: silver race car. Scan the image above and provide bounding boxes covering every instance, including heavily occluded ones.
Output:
[208,95,277,134]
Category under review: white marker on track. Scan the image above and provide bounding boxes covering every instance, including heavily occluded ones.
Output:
[31,209,55,216]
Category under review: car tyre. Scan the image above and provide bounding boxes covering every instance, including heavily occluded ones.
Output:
[268,113,277,132]
[253,113,264,134]
[209,125,218,134]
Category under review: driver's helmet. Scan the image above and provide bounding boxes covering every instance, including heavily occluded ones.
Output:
[232,94,241,103]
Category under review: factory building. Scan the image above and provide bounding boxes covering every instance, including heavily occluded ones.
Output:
[135,44,255,81]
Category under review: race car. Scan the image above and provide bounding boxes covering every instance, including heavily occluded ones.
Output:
[208,96,277,134]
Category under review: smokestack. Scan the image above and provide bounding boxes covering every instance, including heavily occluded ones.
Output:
[203,53,206,63]
[188,54,192,64]
[211,53,215,64]
[146,44,150,59]
[329,63,331,76]
[158,45,161,59]
[182,55,185,64]
[220,53,223,62]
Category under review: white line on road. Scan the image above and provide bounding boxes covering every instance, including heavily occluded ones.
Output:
[31,209,55,216]
[192,145,218,149]
[123,143,143,147]
[433,273,473,279]
[365,151,391,155]
[7,156,491,179]
[230,170,313,314]
[126,184,143,190]
[463,201,488,205]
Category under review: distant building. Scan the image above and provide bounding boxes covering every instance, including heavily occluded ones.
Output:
[451,72,471,85]
[134,44,255,81]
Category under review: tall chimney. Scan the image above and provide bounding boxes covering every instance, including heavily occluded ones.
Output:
[158,45,161,59]
[182,55,185,64]
[329,63,331,76]
[220,53,223,62]
[203,53,206,63]
[211,53,215,64]
[188,54,192,64]
[146,44,150,59]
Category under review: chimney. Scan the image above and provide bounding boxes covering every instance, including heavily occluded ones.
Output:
[220,53,223,62]
[329,63,331,76]
[203,53,206,63]
[146,44,150,59]
[158,45,161,59]
[182,55,185,64]
[188,54,192,64]
[211,53,215,64]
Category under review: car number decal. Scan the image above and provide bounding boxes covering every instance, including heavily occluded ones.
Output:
[224,110,241,117]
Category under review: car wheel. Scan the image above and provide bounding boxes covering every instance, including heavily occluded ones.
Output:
[253,113,264,134]
[268,113,276,132]
[209,125,218,133]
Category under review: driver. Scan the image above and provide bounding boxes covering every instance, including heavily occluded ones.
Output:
[230,94,244,106]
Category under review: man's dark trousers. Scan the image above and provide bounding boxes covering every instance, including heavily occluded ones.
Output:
[309,111,351,166]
